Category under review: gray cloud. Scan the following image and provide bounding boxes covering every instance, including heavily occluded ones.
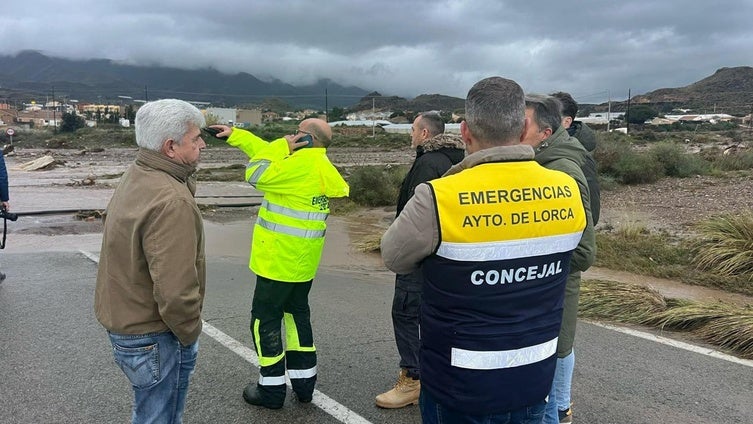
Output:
[1,0,752,104]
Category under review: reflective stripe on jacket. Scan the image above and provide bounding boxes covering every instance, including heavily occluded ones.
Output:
[227,129,349,282]
[421,160,586,415]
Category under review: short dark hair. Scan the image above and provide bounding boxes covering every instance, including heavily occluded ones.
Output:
[417,112,445,137]
[550,91,578,120]
[465,77,525,146]
[525,94,562,133]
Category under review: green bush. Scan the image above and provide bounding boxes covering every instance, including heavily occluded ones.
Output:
[650,142,710,177]
[347,165,407,206]
[593,133,633,175]
[614,151,664,184]
[710,150,753,171]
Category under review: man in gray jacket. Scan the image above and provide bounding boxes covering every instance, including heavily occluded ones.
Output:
[382,77,587,423]
[95,99,207,423]
[522,94,596,424]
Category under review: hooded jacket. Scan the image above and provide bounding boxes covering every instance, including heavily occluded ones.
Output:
[534,126,596,356]
[568,121,601,224]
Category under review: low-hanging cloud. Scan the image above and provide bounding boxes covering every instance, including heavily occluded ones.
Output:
[1,0,752,104]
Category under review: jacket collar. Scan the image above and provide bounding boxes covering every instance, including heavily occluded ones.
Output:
[445,144,534,177]
[135,148,197,194]
[534,126,569,153]
[417,133,465,154]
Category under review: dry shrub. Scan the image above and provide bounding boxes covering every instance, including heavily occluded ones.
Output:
[696,312,753,359]
[579,280,667,324]
[693,213,753,277]
[581,280,753,359]
[648,300,738,330]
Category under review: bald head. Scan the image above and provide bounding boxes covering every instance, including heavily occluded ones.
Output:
[300,118,333,147]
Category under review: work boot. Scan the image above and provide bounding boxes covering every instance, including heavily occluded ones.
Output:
[375,369,420,409]
[242,383,285,410]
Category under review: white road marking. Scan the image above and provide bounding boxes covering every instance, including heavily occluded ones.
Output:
[81,250,374,424]
[587,321,753,368]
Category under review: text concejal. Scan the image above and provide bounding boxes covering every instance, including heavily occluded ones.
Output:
[470,260,563,285]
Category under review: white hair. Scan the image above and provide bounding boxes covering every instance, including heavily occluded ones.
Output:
[135,99,205,151]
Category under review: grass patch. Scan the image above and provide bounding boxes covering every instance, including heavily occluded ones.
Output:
[595,222,753,296]
[580,279,753,359]
[595,226,691,279]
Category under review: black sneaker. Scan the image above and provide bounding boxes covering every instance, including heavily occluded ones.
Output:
[558,406,573,423]
[0,272,5,284]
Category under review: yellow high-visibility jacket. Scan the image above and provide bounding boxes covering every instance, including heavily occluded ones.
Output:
[227,128,349,282]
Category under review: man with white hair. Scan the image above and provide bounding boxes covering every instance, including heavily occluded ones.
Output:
[95,99,207,423]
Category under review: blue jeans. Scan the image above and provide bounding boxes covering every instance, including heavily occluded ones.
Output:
[543,351,575,424]
[108,331,199,424]
[420,388,546,424]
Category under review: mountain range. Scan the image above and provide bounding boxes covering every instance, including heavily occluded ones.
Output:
[625,66,753,115]
[1,51,751,115]
[0,51,368,109]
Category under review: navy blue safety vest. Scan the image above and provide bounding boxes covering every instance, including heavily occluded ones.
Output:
[421,160,586,415]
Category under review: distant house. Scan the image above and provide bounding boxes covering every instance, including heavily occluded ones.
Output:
[16,110,60,127]
[663,114,734,124]
[236,109,262,127]
[205,107,262,127]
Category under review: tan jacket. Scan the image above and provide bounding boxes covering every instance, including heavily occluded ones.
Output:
[95,148,206,346]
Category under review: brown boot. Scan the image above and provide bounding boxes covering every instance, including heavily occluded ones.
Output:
[375,369,420,409]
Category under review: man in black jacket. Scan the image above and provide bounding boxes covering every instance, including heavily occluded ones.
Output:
[376,112,464,409]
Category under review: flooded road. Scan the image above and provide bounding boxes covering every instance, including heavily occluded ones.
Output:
[5,147,752,307]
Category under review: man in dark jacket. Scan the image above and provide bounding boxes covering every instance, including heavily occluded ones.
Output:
[551,91,600,225]
[376,112,464,409]
[523,94,596,424]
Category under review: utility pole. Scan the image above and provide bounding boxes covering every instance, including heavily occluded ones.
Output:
[325,87,328,122]
[607,90,611,132]
[372,97,376,138]
[625,88,631,135]
[51,85,56,133]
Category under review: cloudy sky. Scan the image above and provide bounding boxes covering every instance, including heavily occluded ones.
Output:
[1,0,751,104]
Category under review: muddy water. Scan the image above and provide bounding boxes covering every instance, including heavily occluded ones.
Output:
[584,267,753,306]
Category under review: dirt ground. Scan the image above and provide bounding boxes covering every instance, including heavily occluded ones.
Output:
[11,145,753,234]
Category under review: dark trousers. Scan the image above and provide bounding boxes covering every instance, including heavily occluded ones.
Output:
[250,275,317,401]
[393,271,422,379]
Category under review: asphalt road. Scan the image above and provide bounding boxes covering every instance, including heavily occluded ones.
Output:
[1,251,751,424]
